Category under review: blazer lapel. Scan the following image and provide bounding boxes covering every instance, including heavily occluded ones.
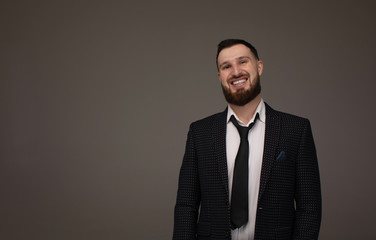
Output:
[213,109,229,197]
[258,103,281,202]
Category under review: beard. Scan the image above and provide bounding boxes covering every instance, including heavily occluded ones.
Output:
[221,74,261,106]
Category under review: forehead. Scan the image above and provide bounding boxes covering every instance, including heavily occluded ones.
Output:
[217,44,254,64]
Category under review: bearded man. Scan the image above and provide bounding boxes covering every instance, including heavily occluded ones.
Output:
[173,39,321,240]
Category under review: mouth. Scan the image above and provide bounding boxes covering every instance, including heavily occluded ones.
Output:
[230,78,248,87]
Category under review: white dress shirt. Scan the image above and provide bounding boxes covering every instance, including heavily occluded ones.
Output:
[226,99,266,240]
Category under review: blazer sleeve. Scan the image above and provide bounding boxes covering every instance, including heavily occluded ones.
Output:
[173,124,200,240]
[293,120,322,239]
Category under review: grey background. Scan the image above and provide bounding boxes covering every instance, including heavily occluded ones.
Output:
[1,1,375,239]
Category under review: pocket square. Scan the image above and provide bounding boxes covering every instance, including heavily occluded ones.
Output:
[276,151,286,161]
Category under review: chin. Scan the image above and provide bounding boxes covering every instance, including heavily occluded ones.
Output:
[221,81,261,106]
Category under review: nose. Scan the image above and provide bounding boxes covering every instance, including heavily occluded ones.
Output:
[232,64,242,77]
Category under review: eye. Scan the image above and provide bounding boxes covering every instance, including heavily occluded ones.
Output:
[222,65,231,70]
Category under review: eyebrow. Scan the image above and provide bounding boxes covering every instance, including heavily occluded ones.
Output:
[218,56,252,69]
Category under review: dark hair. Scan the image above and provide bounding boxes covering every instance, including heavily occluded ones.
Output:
[216,39,259,70]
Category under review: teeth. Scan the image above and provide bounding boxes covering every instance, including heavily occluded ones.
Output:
[232,79,246,85]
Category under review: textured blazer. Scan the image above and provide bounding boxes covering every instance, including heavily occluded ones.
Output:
[173,103,321,240]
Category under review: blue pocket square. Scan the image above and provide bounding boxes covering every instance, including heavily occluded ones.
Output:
[276,151,286,161]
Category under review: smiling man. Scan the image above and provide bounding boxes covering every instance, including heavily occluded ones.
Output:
[173,39,321,240]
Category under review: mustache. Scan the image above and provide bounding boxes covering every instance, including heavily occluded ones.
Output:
[230,73,249,80]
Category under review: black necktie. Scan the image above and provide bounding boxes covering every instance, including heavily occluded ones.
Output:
[230,113,259,229]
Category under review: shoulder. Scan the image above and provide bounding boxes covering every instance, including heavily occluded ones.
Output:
[188,109,227,132]
[265,102,311,128]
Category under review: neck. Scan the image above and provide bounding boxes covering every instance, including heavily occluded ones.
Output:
[229,94,261,124]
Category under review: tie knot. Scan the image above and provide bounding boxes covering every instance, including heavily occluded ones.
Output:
[230,113,259,139]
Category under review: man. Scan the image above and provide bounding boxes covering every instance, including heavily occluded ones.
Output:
[173,39,321,240]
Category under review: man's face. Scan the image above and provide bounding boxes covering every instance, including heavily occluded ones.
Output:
[217,44,263,106]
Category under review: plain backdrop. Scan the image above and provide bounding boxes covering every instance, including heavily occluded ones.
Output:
[1,1,376,239]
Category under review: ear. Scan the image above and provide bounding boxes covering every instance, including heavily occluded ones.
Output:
[257,60,263,76]
[217,71,221,82]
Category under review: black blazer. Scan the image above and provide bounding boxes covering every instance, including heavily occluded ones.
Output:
[173,103,321,240]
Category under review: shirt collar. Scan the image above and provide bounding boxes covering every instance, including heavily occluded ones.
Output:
[226,98,266,126]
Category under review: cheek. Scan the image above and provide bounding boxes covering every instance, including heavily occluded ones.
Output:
[221,73,230,81]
